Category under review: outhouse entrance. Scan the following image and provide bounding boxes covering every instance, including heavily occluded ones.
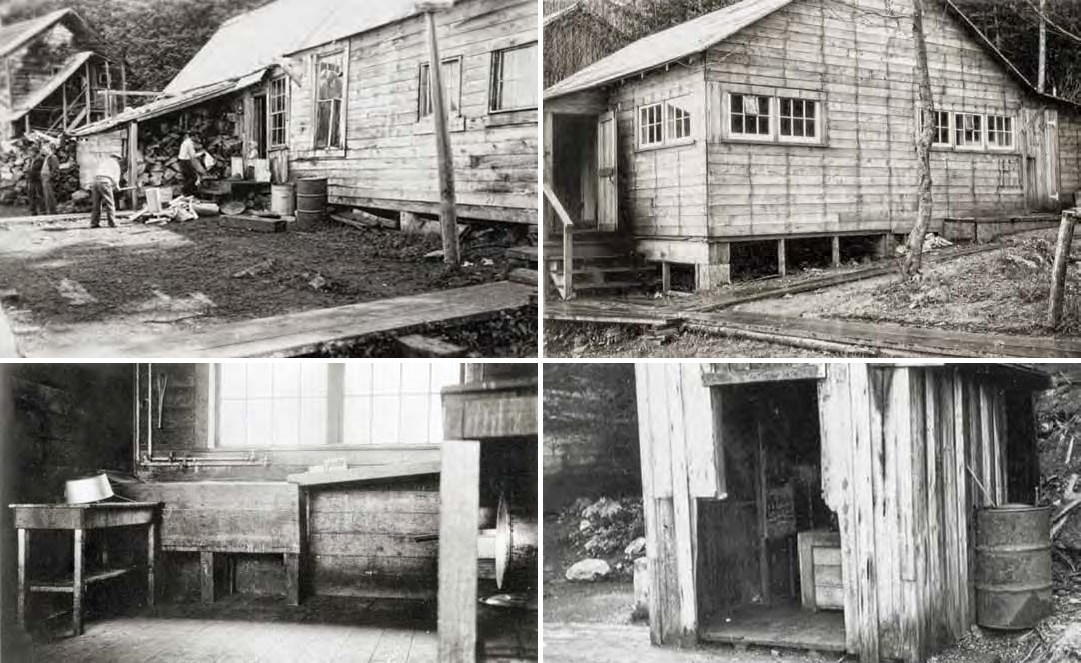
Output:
[696,378,846,654]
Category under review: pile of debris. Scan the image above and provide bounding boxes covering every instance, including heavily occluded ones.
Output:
[136,101,242,188]
[895,232,954,255]
[0,133,82,209]
[131,196,219,225]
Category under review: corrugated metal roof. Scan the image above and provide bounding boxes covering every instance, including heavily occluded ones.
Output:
[545,0,795,99]
[71,70,266,137]
[0,9,85,59]
[10,51,95,123]
[164,0,416,95]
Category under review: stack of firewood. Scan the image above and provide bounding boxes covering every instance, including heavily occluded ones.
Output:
[0,135,82,209]
[135,101,243,189]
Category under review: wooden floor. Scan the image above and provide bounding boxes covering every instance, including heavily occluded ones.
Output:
[25,595,438,662]
[49,281,535,358]
[700,602,846,653]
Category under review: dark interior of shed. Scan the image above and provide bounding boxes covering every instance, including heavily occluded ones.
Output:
[0,363,537,663]
[697,380,847,653]
[550,114,598,230]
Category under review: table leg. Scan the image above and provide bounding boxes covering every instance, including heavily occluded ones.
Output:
[73,528,85,636]
[16,528,27,628]
[147,522,157,607]
[285,553,300,606]
[200,551,216,603]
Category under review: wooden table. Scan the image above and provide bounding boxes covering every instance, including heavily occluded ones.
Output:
[10,502,161,636]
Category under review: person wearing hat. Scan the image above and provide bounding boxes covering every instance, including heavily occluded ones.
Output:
[89,153,122,228]
[26,143,44,215]
[39,142,59,215]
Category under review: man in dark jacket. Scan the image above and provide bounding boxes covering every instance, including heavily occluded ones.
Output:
[39,143,59,215]
[26,145,44,215]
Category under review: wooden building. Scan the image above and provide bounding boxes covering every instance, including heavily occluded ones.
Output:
[0,9,125,140]
[0,362,538,662]
[71,0,538,225]
[543,0,1081,296]
[634,362,1049,662]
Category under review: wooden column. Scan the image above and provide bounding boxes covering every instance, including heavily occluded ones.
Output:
[777,238,787,277]
[104,61,113,118]
[831,236,841,268]
[73,528,85,636]
[284,554,300,606]
[119,61,127,112]
[16,528,27,628]
[437,439,480,663]
[661,262,671,293]
[61,82,68,133]
[127,122,139,210]
[200,551,216,603]
[421,4,460,267]
[146,522,156,606]
[1048,210,1076,328]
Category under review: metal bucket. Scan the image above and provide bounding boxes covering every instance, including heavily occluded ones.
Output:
[271,183,295,216]
[295,177,327,231]
[975,504,1052,629]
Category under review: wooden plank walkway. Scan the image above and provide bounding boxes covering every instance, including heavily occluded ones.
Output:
[50,281,534,358]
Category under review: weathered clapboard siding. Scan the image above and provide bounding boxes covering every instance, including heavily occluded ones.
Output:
[286,0,538,223]
[308,477,440,600]
[612,64,708,240]
[637,362,1045,663]
[700,0,1036,239]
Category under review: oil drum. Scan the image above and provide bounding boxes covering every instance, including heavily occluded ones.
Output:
[975,504,1052,629]
[295,177,327,231]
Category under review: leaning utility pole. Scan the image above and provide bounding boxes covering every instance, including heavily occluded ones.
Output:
[418,0,460,268]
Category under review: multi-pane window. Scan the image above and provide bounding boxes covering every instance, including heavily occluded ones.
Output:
[987,115,1014,148]
[667,98,692,140]
[216,363,461,448]
[341,363,460,445]
[490,42,537,111]
[269,77,288,147]
[639,103,664,147]
[778,97,817,141]
[315,52,344,149]
[729,94,771,137]
[933,110,951,145]
[419,57,462,119]
[955,112,983,148]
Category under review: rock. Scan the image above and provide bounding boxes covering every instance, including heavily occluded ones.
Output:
[624,537,646,557]
[70,190,90,202]
[565,559,610,582]
[578,519,591,532]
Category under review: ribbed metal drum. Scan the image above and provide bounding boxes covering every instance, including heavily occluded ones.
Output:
[295,177,327,230]
[975,504,1052,629]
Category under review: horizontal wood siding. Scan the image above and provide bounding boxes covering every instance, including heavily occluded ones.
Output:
[287,0,537,222]
[1059,112,1081,199]
[700,0,1049,239]
[613,65,708,239]
[308,477,440,600]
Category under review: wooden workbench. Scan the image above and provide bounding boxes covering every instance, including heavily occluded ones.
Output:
[10,501,161,636]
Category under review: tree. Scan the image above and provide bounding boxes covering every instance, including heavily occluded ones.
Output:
[903,0,935,277]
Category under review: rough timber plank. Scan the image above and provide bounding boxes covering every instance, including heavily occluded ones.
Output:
[56,281,535,358]
[437,440,480,663]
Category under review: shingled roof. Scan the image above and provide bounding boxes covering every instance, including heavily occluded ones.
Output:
[164,0,416,95]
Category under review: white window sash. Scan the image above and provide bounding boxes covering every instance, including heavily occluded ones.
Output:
[777,98,819,144]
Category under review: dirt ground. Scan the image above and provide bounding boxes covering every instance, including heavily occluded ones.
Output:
[0,214,526,355]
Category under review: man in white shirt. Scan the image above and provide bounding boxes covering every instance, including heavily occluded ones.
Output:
[90,154,121,228]
[178,131,203,197]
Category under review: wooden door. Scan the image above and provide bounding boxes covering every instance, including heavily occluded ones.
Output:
[596,111,618,232]
[1045,108,1060,205]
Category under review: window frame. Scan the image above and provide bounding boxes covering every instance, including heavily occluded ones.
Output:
[310,47,348,155]
[418,55,463,121]
[727,92,773,141]
[954,111,985,151]
[268,75,289,149]
[637,101,665,148]
[986,114,1015,151]
[776,96,820,145]
[635,95,695,150]
[210,363,461,451]
[721,88,827,146]
[489,41,538,113]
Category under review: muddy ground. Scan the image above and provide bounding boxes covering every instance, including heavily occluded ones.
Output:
[0,214,528,355]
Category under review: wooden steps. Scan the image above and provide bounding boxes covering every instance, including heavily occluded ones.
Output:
[545,231,656,298]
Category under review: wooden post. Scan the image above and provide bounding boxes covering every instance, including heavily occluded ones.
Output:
[777,238,787,277]
[200,551,216,603]
[104,61,113,118]
[84,61,92,122]
[661,262,671,293]
[831,235,840,268]
[61,81,68,133]
[284,553,300,606]
[437,439,480,663]
[147,522,156,606]
[120,61,127,112]
[420,3,460,268]
[73,528,85,636]
[1048,209,1076,329]
[128,122,139,210]
[16,528,26,628]
[756,420,771,607]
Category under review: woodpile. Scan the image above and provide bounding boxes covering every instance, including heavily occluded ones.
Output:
[135,101,242,190]
[0,135,83,210]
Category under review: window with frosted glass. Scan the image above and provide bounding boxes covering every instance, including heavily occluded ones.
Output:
[217,363,328,447]
[342,363,461,445]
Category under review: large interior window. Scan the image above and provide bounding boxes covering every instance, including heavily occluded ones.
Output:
[315,52,344,149]
[419,57,462,119]
[490,42,537,112]
[215,362,461,448]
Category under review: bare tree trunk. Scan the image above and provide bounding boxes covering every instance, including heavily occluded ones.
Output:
[1038,0,1047,93]
[904,0,935,277]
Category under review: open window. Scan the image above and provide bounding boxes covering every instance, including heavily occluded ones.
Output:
[314,51,345,150]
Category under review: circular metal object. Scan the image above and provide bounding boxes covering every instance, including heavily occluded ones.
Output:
[65,473,114,504]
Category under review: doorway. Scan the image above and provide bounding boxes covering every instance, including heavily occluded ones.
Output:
[253,94,268,160]
[697,380,846,653]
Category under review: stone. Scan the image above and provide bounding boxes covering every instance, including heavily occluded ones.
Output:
[624,536,646,557]
[565,558,610,582]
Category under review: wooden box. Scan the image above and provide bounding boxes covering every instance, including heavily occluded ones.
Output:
[797,530,843,611]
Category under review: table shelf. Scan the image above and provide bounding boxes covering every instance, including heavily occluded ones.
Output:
[28,565,141,593]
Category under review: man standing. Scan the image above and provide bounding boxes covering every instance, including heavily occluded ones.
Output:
[178,130,203,197]
[90,154,121,229]
[26,144,44,215]
[39,143,59,215]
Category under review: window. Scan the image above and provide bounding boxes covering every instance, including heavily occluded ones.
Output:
[315,52,344,149]
[778,97,817,142]
[215,363,461,448]
[933,110,951,146]
[490,42,537,111]
[987,114,1014,149]
[955,112,983,148]
[729,93,771,137]
[639,103,663,147]
[269,76,288,147]
[419,57,462,119]
[667,98,692,140]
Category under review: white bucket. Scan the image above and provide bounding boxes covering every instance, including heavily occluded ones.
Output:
[271,183,296,215]
[65,473,113,504]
